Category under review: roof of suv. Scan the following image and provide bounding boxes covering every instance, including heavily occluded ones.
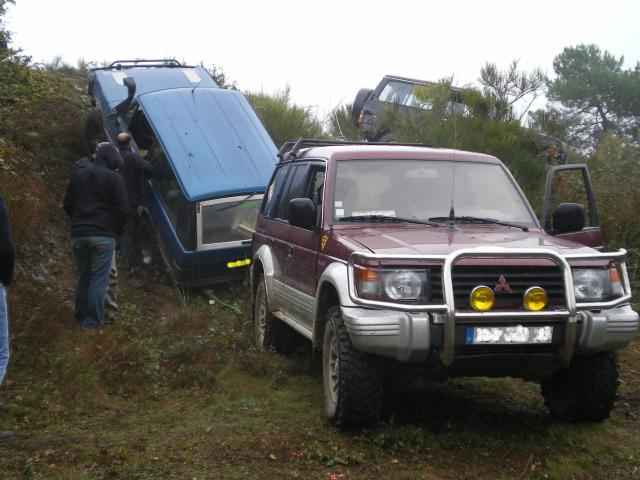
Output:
[288,145,501,164]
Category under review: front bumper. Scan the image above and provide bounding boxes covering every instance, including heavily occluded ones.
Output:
[341,305,639,363]
[346,247,636,366]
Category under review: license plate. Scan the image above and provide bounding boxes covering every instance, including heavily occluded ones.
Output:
[465,325,553,345]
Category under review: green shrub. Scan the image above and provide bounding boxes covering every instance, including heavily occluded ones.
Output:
[246,87,323,148]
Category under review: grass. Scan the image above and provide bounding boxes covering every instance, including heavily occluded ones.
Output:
[1,269,639,479]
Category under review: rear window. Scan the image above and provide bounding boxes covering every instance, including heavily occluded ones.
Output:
[199,195,263,246]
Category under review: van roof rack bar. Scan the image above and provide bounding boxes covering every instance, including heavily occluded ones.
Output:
[91,59,188,71]
[277,138,435,161]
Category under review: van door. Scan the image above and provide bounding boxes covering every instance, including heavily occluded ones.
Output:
[540,164,604,249]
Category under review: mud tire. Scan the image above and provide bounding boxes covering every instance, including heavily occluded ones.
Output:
[253,276,295,353]
[322,306,383,428]
[541,351,619,422]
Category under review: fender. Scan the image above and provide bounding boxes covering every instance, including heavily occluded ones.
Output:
[252,243,278,311]
[312,261,357,346]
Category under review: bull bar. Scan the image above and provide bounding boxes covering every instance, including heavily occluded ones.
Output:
[347,247,632,367]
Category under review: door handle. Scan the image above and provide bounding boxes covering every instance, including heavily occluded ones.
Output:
[287,244,294,256]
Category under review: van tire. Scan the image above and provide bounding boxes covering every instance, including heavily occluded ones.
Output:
[541,351,619,422]
[138,218,163,271]
[323,306,383,428]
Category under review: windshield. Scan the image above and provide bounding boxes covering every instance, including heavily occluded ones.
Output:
[332,160,535,225]
[199,194,263,246]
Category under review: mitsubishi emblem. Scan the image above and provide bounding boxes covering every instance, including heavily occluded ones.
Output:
[495,275,513,293]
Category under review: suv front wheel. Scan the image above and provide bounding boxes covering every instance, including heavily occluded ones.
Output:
[322,306,384,428]
[541,350,619,422]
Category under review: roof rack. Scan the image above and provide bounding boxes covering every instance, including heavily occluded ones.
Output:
[90,59,191,71]
[277,138,435,161]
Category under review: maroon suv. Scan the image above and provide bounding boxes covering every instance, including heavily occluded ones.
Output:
[251,139,637,428]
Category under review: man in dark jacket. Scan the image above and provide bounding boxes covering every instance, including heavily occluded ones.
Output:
[63,143,128,328]
[116,132,154,274]
[0,196,15,441]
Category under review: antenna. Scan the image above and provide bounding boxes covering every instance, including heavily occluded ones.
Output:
[448,39,462,229]
[448,162,456,228]
[333,110,346,140]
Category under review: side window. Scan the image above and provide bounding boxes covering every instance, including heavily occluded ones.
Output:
[542,166,597,231]
[128,109,156,151]
[378,80,415,106]
[275,163,308,221]
[262,165,290,218]
[149,142,182,225]
[121,104,137,131]
[305,167,325,228]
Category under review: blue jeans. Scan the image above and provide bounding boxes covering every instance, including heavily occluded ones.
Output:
[0,284,8,385]
[72,236,116,328]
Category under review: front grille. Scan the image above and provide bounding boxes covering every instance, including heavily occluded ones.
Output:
[430,266,565,309]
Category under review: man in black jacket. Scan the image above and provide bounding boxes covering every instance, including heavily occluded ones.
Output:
[63,143,128,328]
[0,196,15,441]
[116,132,154,274]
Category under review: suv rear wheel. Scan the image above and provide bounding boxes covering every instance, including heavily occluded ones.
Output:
[541,351,619,422]
[253,275,295,353]
[322,306,383,428]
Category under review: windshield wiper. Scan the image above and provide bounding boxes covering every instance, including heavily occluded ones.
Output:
[215,192,260,212]
[428,215,529,232]
[338,215,440,226]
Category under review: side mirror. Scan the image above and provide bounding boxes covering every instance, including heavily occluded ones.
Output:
[289,198,316,229]
[553,203,585,234]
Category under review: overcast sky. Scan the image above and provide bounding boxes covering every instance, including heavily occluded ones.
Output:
[6,0,640,122]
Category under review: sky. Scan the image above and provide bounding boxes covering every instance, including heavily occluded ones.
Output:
[5,0,640,122]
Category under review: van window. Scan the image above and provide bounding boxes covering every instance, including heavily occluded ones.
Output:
[122,104,137,131]
[200,194,264,246]
[128,108,156,151]
[149,143,180,222]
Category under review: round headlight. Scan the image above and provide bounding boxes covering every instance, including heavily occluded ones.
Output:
[383,270,423,300]
[470,286,495,312]
[523,286,548,311]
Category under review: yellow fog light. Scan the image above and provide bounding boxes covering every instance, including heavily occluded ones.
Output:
[524,286,547,311]
[470,286,495,312]
[226,259,251,269]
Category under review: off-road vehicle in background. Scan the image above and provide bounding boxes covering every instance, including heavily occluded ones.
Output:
[352,75,466,142]
[352,75,566,164]
[251,139,637,428]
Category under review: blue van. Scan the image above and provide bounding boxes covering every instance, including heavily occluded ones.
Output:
[89,59,277,287]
